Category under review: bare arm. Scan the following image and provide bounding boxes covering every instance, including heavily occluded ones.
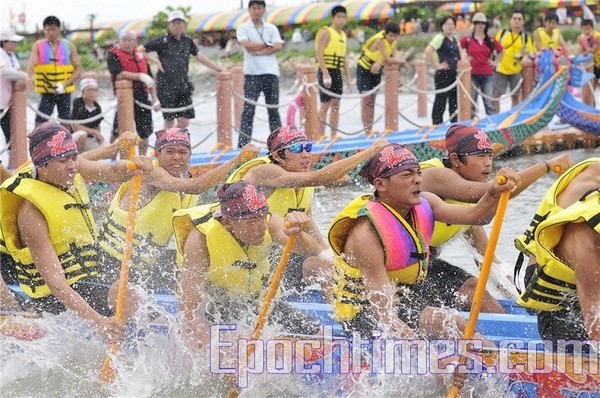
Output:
[79,131,138,161]
[66,42,82,87]
[424,167,519,225]
[17,201,122,341]
[268,212,327,256]
[316,28,330,75]
[533,30,542,53]
[77,155,152,183]
[26,42,39,81]
[195,52,223,73]
[147,145,259,194]
[244,139,387,188]
[344,219,419,338]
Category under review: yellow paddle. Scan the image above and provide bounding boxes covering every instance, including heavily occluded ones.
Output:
[100,144,143,383]
[228,222,297,398]
[447,176,511,398]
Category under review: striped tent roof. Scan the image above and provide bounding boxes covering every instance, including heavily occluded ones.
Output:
[438,2,482,14]
[266,1,392,27]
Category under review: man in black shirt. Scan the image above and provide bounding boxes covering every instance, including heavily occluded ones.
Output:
[70,77,104,152]
[140,10,224,129]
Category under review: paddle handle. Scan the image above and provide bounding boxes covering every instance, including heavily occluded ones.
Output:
[448,178,511,398]
[100,143,142,383]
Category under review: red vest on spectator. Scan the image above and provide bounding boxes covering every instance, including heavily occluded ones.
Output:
[109,47,149,93]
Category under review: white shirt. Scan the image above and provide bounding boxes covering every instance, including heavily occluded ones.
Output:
[0,47,21,110]
[236,19,282,76]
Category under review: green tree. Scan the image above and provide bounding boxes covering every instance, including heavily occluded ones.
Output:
[482,0,543,31]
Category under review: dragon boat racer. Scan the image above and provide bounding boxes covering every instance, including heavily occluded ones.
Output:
[419,125,573,314]
[96,127,259,294]
[173,181,327,350]
[227,126,388,296]
[329,143,520,339]
[0,121,153,343]
[514,158,600,347]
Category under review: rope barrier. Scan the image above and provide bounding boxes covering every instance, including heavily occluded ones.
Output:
[231,87,303,109]
[28,102,117,124]
[234,127,268,145]
[318,114,383,136]
[314,79,383,99]
[190,129,217,150]
[398,73,418,88]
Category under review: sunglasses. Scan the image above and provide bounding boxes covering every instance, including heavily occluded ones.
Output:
[284,143,313,153]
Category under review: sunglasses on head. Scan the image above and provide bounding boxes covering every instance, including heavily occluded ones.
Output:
[284,143,313,153]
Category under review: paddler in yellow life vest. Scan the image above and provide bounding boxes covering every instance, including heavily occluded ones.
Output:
[419,125,573,314]
[0,121,153,343]
[0,163,22,311]
[533,13,565,53]
[514,158,600,347]
[328,143,519,339]
[173,181,327,350]
[25,16,82,127]
[356,23,408,135]
[96,127,259,294]
[227,126,387,296]
[315,5,353,139]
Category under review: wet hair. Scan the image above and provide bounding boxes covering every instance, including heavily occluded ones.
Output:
[331,5,347,18]
[43,16,61,28]
[545,13,559,23]
[384,22,400,35]
[439,15,456,29]
[582,19,594,28]
[441,154,468,168]
[248,1,266,7]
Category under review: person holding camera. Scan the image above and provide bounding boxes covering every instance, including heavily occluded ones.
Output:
[236,1,283,147]
[493,10,534,112]
[140,10,224,130]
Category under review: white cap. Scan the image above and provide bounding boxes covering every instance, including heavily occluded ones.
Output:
[0,29,24,42]
[80,78,98,91]
[168,10,186,23]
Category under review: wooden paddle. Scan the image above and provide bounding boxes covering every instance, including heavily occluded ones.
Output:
[447,176,511,398]
[228,223,297,398]
[100,144,143,383]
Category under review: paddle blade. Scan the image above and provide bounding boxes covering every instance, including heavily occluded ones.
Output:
[100,355,116,383]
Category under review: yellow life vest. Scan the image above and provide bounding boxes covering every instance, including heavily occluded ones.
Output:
[515,158,600,312]
[536,27,561,50]
[0,167,98,298]
[226,155,314,217]
[98,178,198,269]
[357,30,395,72]
[328,194,434,322]
[316,26,347,70]
[419,158,472,247]
[172,204,273,297]
[33,39,76,94]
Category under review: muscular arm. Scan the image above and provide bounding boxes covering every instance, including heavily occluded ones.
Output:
[26,42,39,80]
[243,140,385,188]
[268,212,327,257]
[77,155,152,183]
[17,201,106,326]
[179,228,210,326]
[344,219,419,338]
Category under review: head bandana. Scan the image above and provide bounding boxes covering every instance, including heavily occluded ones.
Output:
[267,126,309,154]
[358,144,419,184]
[155,128,191,151]
[217,181,269,219]
[445,125,493,155]
[28,121,79,167]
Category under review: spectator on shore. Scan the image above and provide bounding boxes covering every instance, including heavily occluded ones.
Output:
[315,5,352,139]
[0,29,27,153]
[425,15,461,125]
[493,10,534,112]
[70,77,105,152]
[26,16,82,127]
[140,10,224,129]
[460,13,503,116]
[236,0,283,147]
[533,12,565,53]
[578,19,600,107]
[109,30,160,155]
[291,28,303,44]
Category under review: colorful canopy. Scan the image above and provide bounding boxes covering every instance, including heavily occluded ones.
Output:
[542,0,586,6]
[438,2,482,14]
[190,10,249,33]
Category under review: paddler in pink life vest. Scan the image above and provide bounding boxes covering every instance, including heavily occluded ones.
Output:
[419,125,573,313]
[328,144,520,339]
[0,121,153,343]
